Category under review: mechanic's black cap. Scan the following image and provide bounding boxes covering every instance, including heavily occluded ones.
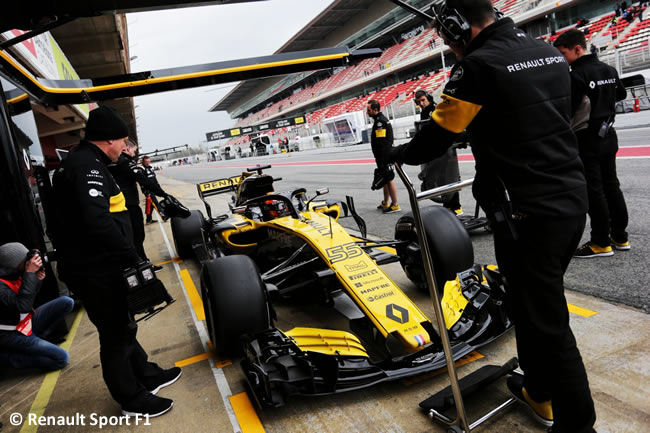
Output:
[84,106,129,141]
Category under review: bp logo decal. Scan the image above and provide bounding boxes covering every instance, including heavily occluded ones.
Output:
[386,304,409,324]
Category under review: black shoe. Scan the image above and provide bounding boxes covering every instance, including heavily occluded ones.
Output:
[152,265,164,273]
[573,242,613,258]
[121,393,173,418]
[145,367,182,395]
[146,219,158,224]
[507,375,553,427]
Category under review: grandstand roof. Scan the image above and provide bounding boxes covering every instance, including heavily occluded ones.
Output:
[210,0,378,113]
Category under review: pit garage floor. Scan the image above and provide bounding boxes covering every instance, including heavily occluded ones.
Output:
[2,176,648,433]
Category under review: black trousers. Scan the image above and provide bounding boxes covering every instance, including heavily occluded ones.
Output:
[128,205,148,262]
[494,214,596,433]
[65,273,163,407]
[443,192,461,212]
[578,130,629,246]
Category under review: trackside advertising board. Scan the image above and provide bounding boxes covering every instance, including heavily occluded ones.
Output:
[206,115,306,141]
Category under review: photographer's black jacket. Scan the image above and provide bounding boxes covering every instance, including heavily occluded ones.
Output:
[52,141,140,277]
[109,154,166,207]
[370,112,394,165]
[398,18,587,217]
[0,271,38,327]
[569,54,626,133]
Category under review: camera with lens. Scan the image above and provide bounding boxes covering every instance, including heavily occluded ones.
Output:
[25,249,47,272]
[123,261,175,321]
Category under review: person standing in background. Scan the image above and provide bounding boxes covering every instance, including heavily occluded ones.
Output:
[555,29,630,258]
[367,99,400,213]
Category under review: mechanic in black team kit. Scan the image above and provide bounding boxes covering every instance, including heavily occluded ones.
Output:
[383,1,596,432]
[554,29,630,258]
[52,106,180,418]
[141,156,166,224]
[367,99,400,213]
[109,140,168,272]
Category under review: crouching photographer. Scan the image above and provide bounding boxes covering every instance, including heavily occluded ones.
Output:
[0,242,73,371]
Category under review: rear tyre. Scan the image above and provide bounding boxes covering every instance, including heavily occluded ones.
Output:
[394,206,474,294]
[171,209,205,259]
[201,255,270,355]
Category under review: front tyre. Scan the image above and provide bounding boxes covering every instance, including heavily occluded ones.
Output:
[201,255,270,355]
[171,209,205,259]
[394,206,473,294]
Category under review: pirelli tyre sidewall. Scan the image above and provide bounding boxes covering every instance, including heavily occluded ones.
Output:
[394,206,474,294]
[201,255,270,355]
[171,209,205,259]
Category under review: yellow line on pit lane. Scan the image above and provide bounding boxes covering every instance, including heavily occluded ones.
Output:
[180,268,205,321]
[229,392,265,433]
[156,257,183,265]
[567,303,598,317]
[20,308,84,433]
[175,352,231,368]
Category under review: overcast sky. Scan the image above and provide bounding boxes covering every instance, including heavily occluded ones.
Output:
[128,0,334,153]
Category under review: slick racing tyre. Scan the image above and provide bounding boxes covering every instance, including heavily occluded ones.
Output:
[394,206,473,294]
[201,255,270,355]
[171,209,205,259]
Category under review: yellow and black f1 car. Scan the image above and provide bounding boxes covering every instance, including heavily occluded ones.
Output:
[171,165,512,407]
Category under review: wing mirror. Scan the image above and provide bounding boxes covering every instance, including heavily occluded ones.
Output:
[306,188,329,208]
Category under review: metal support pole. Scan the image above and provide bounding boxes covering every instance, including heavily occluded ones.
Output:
[394,163,471,432]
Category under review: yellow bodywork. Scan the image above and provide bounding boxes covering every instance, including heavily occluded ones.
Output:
[272,212,431,352]
[216,210,432,351]
[205,181,492,353]
[284,327,369,357]
[441,264,499,330]
[441,279,469,330]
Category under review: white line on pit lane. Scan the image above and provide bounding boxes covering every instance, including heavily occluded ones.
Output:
[157,220,242,433]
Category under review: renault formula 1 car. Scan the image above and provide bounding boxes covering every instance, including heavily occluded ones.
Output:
[171,165,512,407]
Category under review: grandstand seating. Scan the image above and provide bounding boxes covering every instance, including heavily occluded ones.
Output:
[582,13,615,41]
[224,1,649,149]
[615,16,650,51]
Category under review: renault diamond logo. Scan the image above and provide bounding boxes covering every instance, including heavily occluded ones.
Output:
[386,304,409,324]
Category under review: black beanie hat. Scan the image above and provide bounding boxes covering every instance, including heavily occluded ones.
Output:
[84,106,129,141]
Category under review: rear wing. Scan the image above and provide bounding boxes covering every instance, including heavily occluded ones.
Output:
[197,176,241,218]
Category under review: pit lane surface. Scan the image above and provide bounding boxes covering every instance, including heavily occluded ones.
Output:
[161,127,650,313]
